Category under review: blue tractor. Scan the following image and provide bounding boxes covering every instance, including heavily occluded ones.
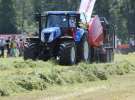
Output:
[24,11,91,65]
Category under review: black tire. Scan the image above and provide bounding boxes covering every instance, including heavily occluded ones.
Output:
[38,49,51,61]
[104,49,114,63]
[58,41,76,65]
[109,49,114,62]
[99,48,114,63]
[77,35,91,63]
[24,44,38,60]
[106,49,110,62]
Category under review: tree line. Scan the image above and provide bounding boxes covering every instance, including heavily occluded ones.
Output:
[0,0,134,41]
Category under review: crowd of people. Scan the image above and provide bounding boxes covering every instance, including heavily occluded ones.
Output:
[0,36,25,58]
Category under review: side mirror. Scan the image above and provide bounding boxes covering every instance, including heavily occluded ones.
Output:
[34,13,41,21]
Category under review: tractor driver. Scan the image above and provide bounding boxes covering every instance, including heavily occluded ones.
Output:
[69,17,76,28]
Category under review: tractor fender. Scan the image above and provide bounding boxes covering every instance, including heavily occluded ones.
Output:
[74,28,86,42]
[59,36,74,41]
[28,43,37,46]
[26,43,39,49]
[59,36,74,48]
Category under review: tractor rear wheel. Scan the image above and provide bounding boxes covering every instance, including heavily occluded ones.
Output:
[24,44,38,60]
[58,41,76,65]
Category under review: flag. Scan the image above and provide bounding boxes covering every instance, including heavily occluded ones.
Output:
[79,0,96,22]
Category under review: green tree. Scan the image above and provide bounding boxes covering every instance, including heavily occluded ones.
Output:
[33,0,80,13]
[14,0,34,32]
[5,0,134,42]
[0,0,17,33]
[94,0,111,20]
[122,0,135,33]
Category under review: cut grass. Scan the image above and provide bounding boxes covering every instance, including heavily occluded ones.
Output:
[0,54,135,96]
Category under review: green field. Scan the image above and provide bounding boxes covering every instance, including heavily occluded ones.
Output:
[0,54,135,98]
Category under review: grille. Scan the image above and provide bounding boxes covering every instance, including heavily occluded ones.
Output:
[44,33,50,42]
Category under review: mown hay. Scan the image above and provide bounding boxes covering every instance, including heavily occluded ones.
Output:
[0,54,135,96]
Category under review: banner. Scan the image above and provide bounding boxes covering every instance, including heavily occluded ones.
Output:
[79,0,96,22]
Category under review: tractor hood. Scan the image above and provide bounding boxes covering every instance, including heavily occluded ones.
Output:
[41,27,61,43]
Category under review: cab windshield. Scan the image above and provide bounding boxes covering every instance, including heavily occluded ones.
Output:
[46,15,68,28]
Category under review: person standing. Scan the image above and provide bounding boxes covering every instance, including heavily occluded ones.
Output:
[10,37,17,57]
[0,39,6,57]
[18,39,24,56]
[5,37,11,57]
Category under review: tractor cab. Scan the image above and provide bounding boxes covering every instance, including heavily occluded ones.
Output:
[39,11,80,27]
[35,11,85,43]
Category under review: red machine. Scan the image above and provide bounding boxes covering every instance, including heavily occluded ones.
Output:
[79,0,115,62]
[88,15,104,47]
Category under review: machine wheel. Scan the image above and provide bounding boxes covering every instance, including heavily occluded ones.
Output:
[58,41,76,65]
[77,35,91,62]
[104,49,114,63]
[24,44,38,60]
[109,49,114,62]
[37,50,51,61]
[99,48,114,63]
[106,49,110,62]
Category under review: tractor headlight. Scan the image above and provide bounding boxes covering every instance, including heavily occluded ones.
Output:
[48,32,54,43]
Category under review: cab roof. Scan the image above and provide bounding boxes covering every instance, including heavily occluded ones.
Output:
[42,11,80,16]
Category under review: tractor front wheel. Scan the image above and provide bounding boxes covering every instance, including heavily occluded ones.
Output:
[58,41,76,65]
[77,35,91,63]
